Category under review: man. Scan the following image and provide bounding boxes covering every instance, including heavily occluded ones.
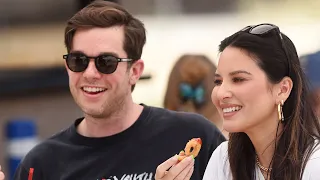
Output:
[13,1,225,179]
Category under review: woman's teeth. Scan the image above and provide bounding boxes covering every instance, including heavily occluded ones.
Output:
[222,106,242,113]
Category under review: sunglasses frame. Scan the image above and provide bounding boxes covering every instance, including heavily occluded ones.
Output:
[240,23,291,76]
[63,53,133,74]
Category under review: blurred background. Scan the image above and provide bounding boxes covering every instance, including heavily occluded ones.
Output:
[0,0,320,179]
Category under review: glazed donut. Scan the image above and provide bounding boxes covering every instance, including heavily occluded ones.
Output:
[177,138,202,162]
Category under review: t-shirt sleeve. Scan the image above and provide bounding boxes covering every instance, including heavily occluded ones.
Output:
[13,163,29,180]
[13,162,43,180]
[13,146,45,180]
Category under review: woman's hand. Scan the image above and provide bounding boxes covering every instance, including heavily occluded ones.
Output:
[0,165,5,180]
[155,155,194,180]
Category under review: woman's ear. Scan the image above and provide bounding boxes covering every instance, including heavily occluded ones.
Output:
[275,76,293,103]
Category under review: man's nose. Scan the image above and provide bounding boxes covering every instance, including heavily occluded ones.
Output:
[83,59,102,79]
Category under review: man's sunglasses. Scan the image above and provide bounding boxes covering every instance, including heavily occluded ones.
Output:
[240,23,291,76]
[63,53,133,74]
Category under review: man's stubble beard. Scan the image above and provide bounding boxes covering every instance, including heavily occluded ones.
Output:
[92,90,128,119]
[71,87,129,120]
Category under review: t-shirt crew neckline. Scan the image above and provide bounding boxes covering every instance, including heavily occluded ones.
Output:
[67,104,151,147]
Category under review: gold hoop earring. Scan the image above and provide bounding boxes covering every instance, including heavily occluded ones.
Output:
[278,100,284,122]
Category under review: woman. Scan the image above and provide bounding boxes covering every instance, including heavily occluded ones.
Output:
[164,54,228,138]
[155,23,320,180]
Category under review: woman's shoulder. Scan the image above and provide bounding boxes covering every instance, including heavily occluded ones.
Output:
[213,141,229,156]
[302,139,320,179]
[203,141,231,180]
[207,141,229,162]
[311,140,320,155]
[307,140,320,162]
[307,139,320,160]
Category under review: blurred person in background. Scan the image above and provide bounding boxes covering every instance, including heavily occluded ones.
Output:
[156,23,320,180]
[12,1,225,180]
[302,51,320,118]
[164,54,228,139]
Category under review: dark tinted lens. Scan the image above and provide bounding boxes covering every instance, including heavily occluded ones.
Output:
[250,24,277,35]
[66,54,88,72]
[96,55,118,74]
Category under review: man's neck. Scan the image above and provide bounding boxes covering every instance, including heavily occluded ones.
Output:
[77,102,144,138]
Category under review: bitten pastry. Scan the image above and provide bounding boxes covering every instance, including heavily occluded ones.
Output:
[177,138,202,161]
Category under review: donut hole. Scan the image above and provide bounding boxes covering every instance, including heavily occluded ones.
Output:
[190,147,194,153]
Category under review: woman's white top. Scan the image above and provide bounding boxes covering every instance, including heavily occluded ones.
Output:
[203,141,320,180]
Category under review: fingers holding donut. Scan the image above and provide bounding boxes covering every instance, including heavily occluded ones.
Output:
[155,155,179,179]
[155,155,194,180]
[155,138,201,180]
[169,156,194,180]
[177,151,186,162]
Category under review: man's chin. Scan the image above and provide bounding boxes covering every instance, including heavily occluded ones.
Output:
[82,107,106,119]
[85,113,105,119]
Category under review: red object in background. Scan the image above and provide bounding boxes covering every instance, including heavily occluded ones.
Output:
[28,168,34,180]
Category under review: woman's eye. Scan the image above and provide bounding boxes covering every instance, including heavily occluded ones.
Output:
[214,79,222,85]
[233,77,245,83]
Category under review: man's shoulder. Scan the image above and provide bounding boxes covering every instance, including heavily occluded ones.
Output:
[148,106,218,128]
[146,106,225,143]
[21,127,70,164]
[148,105,207,121]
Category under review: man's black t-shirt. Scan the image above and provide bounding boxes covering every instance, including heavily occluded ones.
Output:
[13,105,226,180]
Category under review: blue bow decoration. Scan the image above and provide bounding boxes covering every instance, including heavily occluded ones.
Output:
[179,83,205,105]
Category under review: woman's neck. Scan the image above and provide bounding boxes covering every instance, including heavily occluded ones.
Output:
[246,119,283,170]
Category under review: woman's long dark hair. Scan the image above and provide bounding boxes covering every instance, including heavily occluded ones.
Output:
[219,28,320,179]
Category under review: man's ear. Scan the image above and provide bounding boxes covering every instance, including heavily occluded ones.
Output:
[64,61,71,75]
[129,59,144,85]
[275,76,293,103]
